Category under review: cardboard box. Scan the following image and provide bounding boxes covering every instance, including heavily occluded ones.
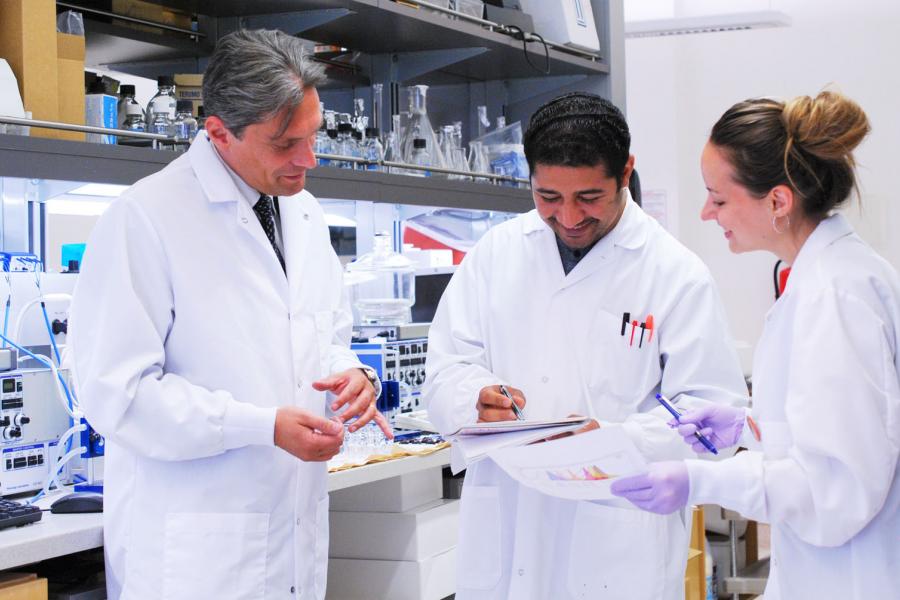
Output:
[175,73,203,115]
[111,0,192,33]
[56,32,86,141]
[0,572,48,600]
[329,498,459,561]
[85,94,118,144]
[326,547,455,600]
[0,0,59,137]
[329,467,443,512]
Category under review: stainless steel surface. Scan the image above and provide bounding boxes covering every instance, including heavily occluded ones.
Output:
[0,116,170,141]
[57,1,206,38]
[316,152,529,184]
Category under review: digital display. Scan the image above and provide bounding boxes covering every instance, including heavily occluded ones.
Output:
[2,379,14,393]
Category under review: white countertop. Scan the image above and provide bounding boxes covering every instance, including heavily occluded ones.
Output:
[0,448,451,571]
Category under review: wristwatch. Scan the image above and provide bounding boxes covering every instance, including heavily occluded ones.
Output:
[359,366,382,400]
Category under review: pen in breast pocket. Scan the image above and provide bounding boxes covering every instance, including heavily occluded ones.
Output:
[655,393,718,454]
[499,385,524,421]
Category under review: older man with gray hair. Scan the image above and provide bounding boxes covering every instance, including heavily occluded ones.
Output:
[68,29,389,599]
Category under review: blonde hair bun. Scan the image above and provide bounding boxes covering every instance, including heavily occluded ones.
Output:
[782,91,870,163]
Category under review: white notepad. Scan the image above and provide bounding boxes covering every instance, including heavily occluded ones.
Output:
[448,416,591,473]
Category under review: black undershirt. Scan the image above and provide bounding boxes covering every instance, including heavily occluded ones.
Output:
[555,236,598,275]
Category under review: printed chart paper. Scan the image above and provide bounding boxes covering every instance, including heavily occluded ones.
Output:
[488,426,647,500]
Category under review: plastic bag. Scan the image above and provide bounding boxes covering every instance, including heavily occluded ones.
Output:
[57,10,85,36]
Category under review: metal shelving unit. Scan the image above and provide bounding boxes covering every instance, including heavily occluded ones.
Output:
[0,134,533,213]
[3,0,622,216]
[76,0,609,85]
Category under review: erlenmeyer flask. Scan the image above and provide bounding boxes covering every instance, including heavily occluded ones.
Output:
[400,85,445,169]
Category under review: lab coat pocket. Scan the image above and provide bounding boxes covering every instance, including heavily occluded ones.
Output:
[314,310,334,377]
[162,512,269,600]
[314,495,329,599]
[566,502,665,599]
[456,485,503,591]
[587,310,660,414]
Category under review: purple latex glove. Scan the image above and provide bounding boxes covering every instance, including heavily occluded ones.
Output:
[673,404,746,453]
[610,461,689,514]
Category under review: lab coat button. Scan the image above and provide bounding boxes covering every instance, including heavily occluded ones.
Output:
[303,214,309,220]
[241,217,249,224]
[296,381,303,390]
[541,376,549,383]
[290,586,295,593]
[296,517,301,526]
[518,568,525,576]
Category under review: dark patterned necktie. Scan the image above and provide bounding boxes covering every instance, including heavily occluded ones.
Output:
[253,194,286,272]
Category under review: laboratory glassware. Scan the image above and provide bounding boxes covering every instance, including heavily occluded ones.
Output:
[345,232,416,326]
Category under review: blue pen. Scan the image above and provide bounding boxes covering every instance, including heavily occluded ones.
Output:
[655,393,718,455]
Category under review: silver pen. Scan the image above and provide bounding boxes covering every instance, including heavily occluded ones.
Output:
[499,385,524,421]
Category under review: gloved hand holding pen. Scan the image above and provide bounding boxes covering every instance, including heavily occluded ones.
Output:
[673,404,747,453]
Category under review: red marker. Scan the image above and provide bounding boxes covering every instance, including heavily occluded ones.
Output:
[646,314,655,343]
[629,320,638,346]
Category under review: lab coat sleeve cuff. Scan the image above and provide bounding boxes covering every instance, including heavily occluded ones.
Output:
[223,401,278,449]
[617,419,651,456]
[686,455,758,511]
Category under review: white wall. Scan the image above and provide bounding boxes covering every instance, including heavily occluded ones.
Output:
[625,0,900,373]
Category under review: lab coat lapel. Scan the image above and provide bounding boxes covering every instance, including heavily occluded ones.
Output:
[550,190,647,291]
[280,193,314,305]
[189,133,290,289]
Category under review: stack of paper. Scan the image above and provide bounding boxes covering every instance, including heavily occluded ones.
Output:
[448,416,590,473]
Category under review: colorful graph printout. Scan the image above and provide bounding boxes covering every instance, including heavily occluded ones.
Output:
[488,427,647,501]
[546,465,612,481]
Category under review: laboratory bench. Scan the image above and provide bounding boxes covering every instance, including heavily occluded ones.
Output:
[0,447,451,569]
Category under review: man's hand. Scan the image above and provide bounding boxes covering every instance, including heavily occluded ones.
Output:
[476,385,526,422]
[314,368,393,438]
[274,407,345,462]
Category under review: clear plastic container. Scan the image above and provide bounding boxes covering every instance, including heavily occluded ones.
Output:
[452,0,484,19]
[345,232,416,325]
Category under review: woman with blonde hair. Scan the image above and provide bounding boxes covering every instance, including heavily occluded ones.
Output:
[612,91,900,599]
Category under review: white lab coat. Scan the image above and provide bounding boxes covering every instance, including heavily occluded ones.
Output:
[68,133,363,600]
[425,193,748,600]
[687,213,900,599]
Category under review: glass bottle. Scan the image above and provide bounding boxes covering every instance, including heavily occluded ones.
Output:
[363,127,384,171]
[116,84,143,130]
[345,232,416,326]
[196,105,206,131]
[147,75,177,136]
[336,121,358,169]
[172,99,198,142]
[121,102,145,132]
